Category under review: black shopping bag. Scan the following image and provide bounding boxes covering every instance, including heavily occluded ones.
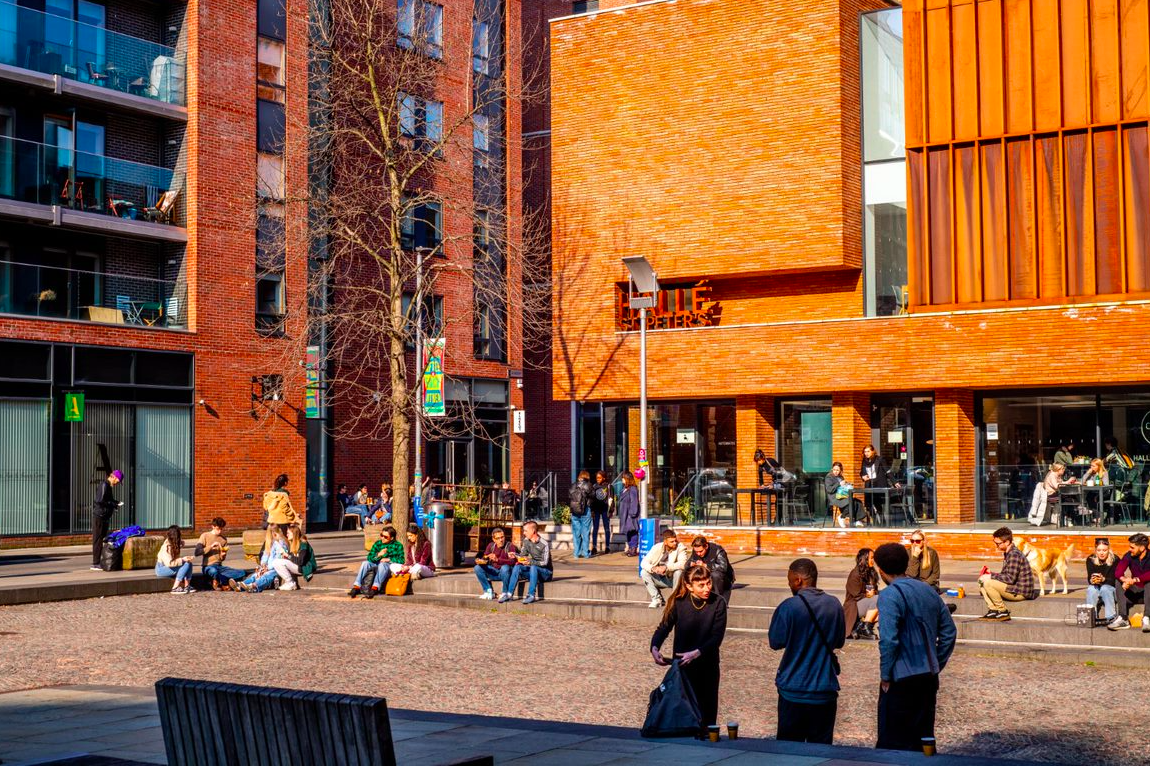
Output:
[640,659,702,738]
[100,540,122,572]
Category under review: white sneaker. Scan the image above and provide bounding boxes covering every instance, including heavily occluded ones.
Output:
[479,590,495,600]
[648,597,664,609]
[278,582,297,591]
[855,521,865,527]
[837,517,847,528]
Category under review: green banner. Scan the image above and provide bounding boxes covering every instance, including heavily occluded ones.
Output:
[422,338,445,416]
[801,411,832,474]
[305,345,321,419]
[63,392,85,422]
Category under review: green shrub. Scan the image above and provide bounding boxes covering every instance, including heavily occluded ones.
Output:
[673,496,697,525]
[552,503,571,525]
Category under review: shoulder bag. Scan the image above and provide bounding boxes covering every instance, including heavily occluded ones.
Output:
[796,593,841,675]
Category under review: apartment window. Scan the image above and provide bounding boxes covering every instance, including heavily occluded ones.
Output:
[257,38,286,104]
[472,20,489,74]
[398,94,443,149]
[257,152,284,199]
[474,299,505,361]
[255,273,285,331]
[400,199,443,252]
[256,204,286,271]
[401,292,444,348]
[257,99,285,153]
[473,113,489,151]
[258,0,286,40]
[473,210,490,257]
[572,0,599,13]
[398,0,443,59]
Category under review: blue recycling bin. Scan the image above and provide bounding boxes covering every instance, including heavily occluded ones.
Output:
[637,517,658,573]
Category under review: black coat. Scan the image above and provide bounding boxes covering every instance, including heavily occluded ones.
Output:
[860,455,892,488]
[689,543,734,590]
[94,479,119,519]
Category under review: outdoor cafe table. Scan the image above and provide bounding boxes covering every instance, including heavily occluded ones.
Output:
[850,486,895,527]
[1060,483,1116,526]
[734,487,781,526]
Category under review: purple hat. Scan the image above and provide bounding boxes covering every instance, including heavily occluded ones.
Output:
[110,470,124,481]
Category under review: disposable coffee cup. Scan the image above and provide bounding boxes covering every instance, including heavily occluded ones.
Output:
[726,722,739,740]
[708,725,721,742]
[1133,613,1145,628]
[922,737,936,756]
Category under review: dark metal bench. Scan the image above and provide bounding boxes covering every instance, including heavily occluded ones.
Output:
[155,677,493,766]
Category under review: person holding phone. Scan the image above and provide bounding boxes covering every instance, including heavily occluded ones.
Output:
[196,517,246,591]
[393,524,435,580]
[474,527,518,600]
[90,469,124,571]
[1085,538,1118,626]
[155,525,195,594]
[650,564,728,738]
[843,548,879,639]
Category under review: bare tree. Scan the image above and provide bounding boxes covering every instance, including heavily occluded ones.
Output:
[262,0,549,531]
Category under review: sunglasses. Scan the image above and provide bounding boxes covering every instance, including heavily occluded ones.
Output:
[910,538,924,543]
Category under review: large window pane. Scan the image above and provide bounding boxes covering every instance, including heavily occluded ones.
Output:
[862,9,904,162]
[135,405,191,528]
[871,395,935,522]
[0,399,50,534]
[863,161,907,316]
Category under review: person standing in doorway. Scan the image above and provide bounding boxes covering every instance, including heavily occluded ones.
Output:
[90,469,123,571]
[589,471,612,556]
[873,542,957,752]
[569,471,593,559]
[768,558,845,744]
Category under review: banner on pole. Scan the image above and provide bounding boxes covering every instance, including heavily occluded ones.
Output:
[305,345,321,419]
[422,338,445,416]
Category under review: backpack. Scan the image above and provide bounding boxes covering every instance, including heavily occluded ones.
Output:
[569,482,588,513]
[105,525,146,548]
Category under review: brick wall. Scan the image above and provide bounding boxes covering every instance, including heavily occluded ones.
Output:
[105,0,163,45]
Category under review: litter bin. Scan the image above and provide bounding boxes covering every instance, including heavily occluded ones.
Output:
[427,501,455,569]
[637,517,659,574]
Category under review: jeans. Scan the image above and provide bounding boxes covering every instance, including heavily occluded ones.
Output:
[509,564,552,598]
[876,673,938,751]
[1117,584,1147,618]
[204,563,247,587]
[242,569,279,592]
[155,561,192,583]
[1086,584,1117,620]
[345,505,371,524]
[777,696,837,745]
[353,560,389,590]
[591,510,611,552]
[571,512,591,558]
[626,531,639,551]
[641,569,681,599]
[474,563,512,594]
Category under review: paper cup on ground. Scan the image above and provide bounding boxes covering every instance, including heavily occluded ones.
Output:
[707,725,720,742]
[922,737,936,756]
[726,721,739,740]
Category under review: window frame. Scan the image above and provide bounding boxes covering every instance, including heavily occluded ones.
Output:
[472,19,490,74]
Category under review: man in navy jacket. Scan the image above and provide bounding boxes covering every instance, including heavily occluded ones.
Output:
[767,558,845,744]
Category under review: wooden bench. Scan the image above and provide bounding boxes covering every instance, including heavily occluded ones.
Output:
[122,535,163,569]
[155,677,493,766]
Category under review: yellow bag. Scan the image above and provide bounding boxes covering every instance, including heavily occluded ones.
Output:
[384,573,411,596]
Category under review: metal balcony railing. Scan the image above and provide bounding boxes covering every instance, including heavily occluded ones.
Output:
[0,260,187,329]
[0,0,185,106]
[0,134,183,226]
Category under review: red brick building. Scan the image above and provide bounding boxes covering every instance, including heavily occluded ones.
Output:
[550,0,1150,533]
[0,0,308,544]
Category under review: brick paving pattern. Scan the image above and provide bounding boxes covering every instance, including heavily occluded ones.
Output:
[0,591,1132,764]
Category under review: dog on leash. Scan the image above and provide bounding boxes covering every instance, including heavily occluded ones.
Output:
[1016,537,1075,595]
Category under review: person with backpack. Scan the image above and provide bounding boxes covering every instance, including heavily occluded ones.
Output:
[768,558,845,744]
[589,471,612,555]
[90,469,124,571]
[272,523,316,590]
[873,542,957,752]
[263,473,300,529]
[155,525,195,594]
[569,471,593,559]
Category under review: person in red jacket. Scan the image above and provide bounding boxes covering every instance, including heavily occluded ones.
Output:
[392,524,436,580]
[474,526,518,600]
[1109,533,1150,631]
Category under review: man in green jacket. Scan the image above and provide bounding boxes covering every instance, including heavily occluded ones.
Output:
[349,525,404,599]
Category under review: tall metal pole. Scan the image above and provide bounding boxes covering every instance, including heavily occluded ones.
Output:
[413,246,423,524]
[639,305,648,519]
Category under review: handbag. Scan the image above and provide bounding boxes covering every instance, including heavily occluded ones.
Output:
[384,572,411,596]
[640,659,703,738]
[835,483,854,499]
[797,592,841,675]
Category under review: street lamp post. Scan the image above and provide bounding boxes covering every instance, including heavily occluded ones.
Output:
[413,246,429,524]
[622,256,658,520]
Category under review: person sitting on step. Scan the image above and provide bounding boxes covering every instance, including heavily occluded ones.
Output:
[905,530,941,592]
[391,524,435,580]
[844,548,880,639]
[272,523,315,591]
[1108,532,1150,631]
[230,525,288,593]
[1085,537,1119,628]
[196,517,245,591]
[688,535,734,599]
[348,525,404,599]
[976,527,1038,621]
[506,520,552,604]
[640,528,689,608]
[155,525,195,595]
[474,526,518,600]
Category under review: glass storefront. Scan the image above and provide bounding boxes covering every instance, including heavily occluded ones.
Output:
[862,8,907,317]
[778,400,833,520]
[978,392,1150,521]
[870,395,935,521]
[425,378,509,486]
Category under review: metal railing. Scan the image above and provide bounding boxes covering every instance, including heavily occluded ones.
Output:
[0,260,187,329]
[0,0,185,105]
[0,134,183,225]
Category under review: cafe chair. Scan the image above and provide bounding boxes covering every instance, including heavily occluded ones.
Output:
[86,62,108,85]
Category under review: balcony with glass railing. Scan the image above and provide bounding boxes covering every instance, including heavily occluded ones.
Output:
[0,259,187,329]
[0,134,184,227]
[0,1,185,107]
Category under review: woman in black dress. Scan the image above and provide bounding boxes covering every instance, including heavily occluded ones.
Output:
[650,563,728,734]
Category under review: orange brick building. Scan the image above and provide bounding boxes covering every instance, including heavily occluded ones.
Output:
[549,0,1150,531]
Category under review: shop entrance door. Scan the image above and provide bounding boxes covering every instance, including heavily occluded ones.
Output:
[445,440,471,485]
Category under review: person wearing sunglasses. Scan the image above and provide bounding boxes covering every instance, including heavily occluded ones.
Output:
[905,530,941,592]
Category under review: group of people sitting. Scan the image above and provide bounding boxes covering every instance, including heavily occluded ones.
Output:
[338,483,393,527]
[471,521,553,603]
[639,530,734,607]
[153,517,317,594]
[347,524,435,598]
[822,446,903,528]
[1027,437,1141,527]
[1084,532,1150,630]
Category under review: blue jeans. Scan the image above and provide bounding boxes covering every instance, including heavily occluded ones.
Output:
[591,511,611,552]
[242,569,279,592]
[155,561,191,583]
[571,512,591,558]
[1087,583,1117,620]
[204,564,246,586]
[474,563,512,594]
[345,505,371,524]
[509,564,553,598]
[353,560,389,589]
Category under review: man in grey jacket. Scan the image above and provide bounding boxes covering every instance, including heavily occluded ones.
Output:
[873,542,957,752]
[507,520,552,604]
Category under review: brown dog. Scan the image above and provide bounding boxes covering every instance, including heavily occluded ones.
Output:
[1016,537,1075,595]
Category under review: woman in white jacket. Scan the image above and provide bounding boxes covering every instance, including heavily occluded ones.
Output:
[155,525,195,594]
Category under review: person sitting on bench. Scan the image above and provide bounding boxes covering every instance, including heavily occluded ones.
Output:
[507,520,552,604]
[348,525,403,599]
[688,535,734,598]
[1109,533,1150,631]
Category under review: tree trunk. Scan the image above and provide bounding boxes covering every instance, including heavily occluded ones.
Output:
[391,409,410,533]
